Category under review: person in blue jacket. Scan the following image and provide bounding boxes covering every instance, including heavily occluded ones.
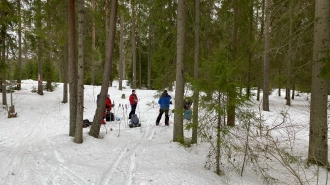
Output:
[156,90,172,126]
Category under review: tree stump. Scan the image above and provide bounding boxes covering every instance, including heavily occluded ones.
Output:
[121,94,126,99]
[8,105,17,118]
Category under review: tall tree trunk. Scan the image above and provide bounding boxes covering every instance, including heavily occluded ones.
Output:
[131,0,137,89]
[147,23,153,90]
[191,0,200,144]
[173,0,186,143]
[45,0,53,92]
[68,0,77,136]
[37,0,43,95]
[246,0,254,98]
[62,43,68,103]
[278,61,281,97]
[91,0,96,85]
[105,0,109,36]
[256,0,265,102]
[139,44,141,88]
[89,0,118,138]
[17,0,22,90]
[216,94,222,175]
[106,0,113,87]
[1,29,7,106]
[262,0,270,111]
[291,79,295,100]
[119,13,124,90]
[256,78,261,101]
[227,0,238,127]
[286,1,293,106]
[62,0,68,103]
[308,0,329,166]
[74,0,85,143]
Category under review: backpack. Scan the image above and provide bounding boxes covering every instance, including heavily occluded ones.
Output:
[131,114,139,124]
[83,119,92,128]
[106,111,115,121]
[184,110,192,120]
[129,114,141,128]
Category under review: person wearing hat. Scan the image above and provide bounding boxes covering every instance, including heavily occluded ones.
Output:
[128,89,138,119]
[155,90,172,126]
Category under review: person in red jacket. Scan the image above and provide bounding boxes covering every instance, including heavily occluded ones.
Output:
[128,89,138,119]
[106,94,112,111]
[101,94,112,124]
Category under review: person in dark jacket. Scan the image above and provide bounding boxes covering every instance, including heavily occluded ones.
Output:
[183,98,192,110]
[128,89,138,119]
[155,90,172,126]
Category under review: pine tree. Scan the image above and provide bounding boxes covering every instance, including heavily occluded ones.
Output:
[308,0,329,166]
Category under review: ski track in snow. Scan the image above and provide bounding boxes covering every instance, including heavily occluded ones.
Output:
[0,83,180,185]
[1,109,45,183]
[100,121,158,185]
[100,108,163,184]
[0,91,67,185]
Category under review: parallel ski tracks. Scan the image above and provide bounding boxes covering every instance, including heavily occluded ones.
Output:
[100,124,156,185]
[0,114,48,184]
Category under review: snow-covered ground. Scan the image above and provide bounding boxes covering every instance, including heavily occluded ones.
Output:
[0,80,329,185]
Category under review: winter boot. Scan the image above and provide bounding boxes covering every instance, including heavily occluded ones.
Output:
[165,115,169,126]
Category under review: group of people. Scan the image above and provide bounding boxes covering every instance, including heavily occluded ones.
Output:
[155,90,193,126]
[98,89,138,124]
[97,88,191,126]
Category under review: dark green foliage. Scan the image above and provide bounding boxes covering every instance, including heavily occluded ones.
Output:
[195,44,235,94]
[268,0,315,93]
[42,59,58,82]
[0,0,321,100]
[0,59,7,73]
[22,60,38,80]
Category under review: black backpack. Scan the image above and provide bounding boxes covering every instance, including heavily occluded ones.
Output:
[106,111,115,121]
[83,119,92,128]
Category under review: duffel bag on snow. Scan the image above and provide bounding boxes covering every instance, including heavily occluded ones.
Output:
[129,114,141,128]
[184,110,192,120]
